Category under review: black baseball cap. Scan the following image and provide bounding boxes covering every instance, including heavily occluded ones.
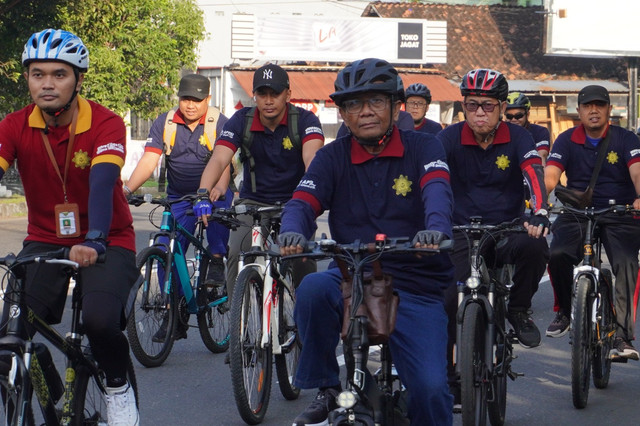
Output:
[253,64,289,93]
[578,85,610,105]
[177,74,210,101]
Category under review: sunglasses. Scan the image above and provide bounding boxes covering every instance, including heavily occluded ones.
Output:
[505,112,526,120]
[463,102,499,113]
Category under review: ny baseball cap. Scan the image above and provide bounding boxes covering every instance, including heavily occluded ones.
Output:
[578,85,610,105]
[177,74,210,101]
[253,64,290,93]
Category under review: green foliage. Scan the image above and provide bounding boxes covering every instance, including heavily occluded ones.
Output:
[0,0,205,118]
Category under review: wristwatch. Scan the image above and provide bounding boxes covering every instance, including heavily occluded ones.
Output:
[536,209,549,217]
[196,188,210,197]
[85,230,107,241]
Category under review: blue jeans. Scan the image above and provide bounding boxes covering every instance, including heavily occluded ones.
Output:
[294,268,453,426]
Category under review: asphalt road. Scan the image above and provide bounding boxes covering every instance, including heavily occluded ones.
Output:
[1,206,640,425]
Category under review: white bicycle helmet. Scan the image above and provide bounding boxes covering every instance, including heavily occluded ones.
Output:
[22,29,89,72]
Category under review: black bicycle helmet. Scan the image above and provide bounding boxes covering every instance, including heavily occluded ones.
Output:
[460,69,508,102]
[405,83,432,103]
[506,92,531,111]
[330,58,402,106]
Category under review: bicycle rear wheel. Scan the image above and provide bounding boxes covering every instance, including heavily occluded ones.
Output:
[197,256,231,353]
[126,246,178,368]
[72,352,138,425]
[0,356,34,425]
[571,276,592,409]
[274,262,300,400]
[229,267,272,425]
[593,269,613,389]
[460,302,488,426]
[488,295,508,426]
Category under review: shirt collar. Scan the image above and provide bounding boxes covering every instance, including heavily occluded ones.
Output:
[571,123,610,145]
[351,126,404,164]
[461,121,511,145]
[171,109,207,126]
[28,96,92,134]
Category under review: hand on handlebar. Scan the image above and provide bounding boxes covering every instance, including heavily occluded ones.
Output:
[411,230,444,249]
[193,198,213,227]
[278,232,308,256]
[524,214,550,239]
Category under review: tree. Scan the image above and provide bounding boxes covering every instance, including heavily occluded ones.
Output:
[0,0,205,118]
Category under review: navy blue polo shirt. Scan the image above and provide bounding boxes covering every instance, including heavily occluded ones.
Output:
[438,121,543,225]
[281,127,454,298]
[414,118,443,135]
[548,124,640,208]
[145,109,228,196]
[527,123,551,156]
[217,105,324,204]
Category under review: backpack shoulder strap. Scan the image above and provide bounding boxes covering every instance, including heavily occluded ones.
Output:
[287,103,301,149]
[162,108,179,156]
[202,107,221,152]
[240,107,258,192]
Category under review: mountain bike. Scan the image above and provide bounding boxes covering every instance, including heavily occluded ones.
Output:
[227,203,300,425]
[453,218,525,426]
[0,248,138,425]
[127,194,236,367]
[550,202,638,409]
[288,235,451,426]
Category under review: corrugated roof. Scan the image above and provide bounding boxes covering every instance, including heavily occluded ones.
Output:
[509,79,628,94]
[231,70,462,102]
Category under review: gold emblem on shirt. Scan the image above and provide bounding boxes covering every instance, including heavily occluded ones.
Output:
[393,174,412,196]
[199,134,207,146]
[607,151,618,164]
[282,136,294,150]
[72,150,91,169]
[496,155,510,170]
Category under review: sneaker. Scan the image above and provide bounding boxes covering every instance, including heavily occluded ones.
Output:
[175,321,188,341]
[205,256,226,287]
[292,388,339,426]
[507,310,541,348]
[152,313,169,343]
[610,337,640,361]
[105,383,139,426]
[546,312,570,337]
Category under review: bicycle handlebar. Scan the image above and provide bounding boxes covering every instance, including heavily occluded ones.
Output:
[0,248,78,271]
[550,203,640,217]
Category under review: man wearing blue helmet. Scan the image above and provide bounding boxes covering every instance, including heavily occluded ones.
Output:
[405,83,443,134]
[280,58,454,426]
[0,29,139,425]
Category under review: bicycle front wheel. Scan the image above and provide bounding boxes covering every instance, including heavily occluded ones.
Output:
[126,246,178,368]
[460,302,488,426]
[229,267,272,425]
[593,269,614,389]
[0,356,34,425]
[72,353,138,425]
[571,276,593,409]
[488,296,508,426]
[197,255,231,353]
[274,261,300,401]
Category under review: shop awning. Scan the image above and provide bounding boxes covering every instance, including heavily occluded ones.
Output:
[231,70,462,103]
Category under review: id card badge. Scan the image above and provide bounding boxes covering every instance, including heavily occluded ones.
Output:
[54,203,81,238]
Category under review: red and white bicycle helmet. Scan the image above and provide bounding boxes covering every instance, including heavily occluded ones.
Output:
[460,69,508,101]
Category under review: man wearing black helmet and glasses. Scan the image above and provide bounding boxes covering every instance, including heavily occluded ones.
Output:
[504,92,551,164]
[437,68,550,406]
[280,58,455,425]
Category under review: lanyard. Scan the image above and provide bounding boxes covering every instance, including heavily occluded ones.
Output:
[40,108,79,203]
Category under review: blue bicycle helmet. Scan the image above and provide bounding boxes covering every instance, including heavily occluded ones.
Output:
[405,83,432,103]
[330,58,403,106]
[460,69,508,102]
[22,29,89,72]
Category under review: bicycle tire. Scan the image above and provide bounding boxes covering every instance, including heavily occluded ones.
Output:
[571,276,592,409]
[197,256,231,354]
[0,358,35,425]
[72,353,139,425]
[229,267,272,425]
[487,295,508,426]
[126,246,178,368]
[274,261,300,400]
[460,302,488,426]
[592,269,613,389]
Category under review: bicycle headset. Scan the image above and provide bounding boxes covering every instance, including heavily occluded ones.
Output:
[22,28,89,119]
[330,57,404,146]
[405,83,432,103]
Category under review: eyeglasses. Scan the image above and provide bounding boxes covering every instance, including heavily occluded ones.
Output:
[463,102,500,113]
[505,112,526,120]
[406,101,427,108]
[342,96,389,114]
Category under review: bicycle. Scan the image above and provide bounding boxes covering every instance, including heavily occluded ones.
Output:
[549,202,637,409]
[453,218,525,426]
[287,234,451,426]
[127,194,236,367]
[227,203,300,425]
[0,248,138,425]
